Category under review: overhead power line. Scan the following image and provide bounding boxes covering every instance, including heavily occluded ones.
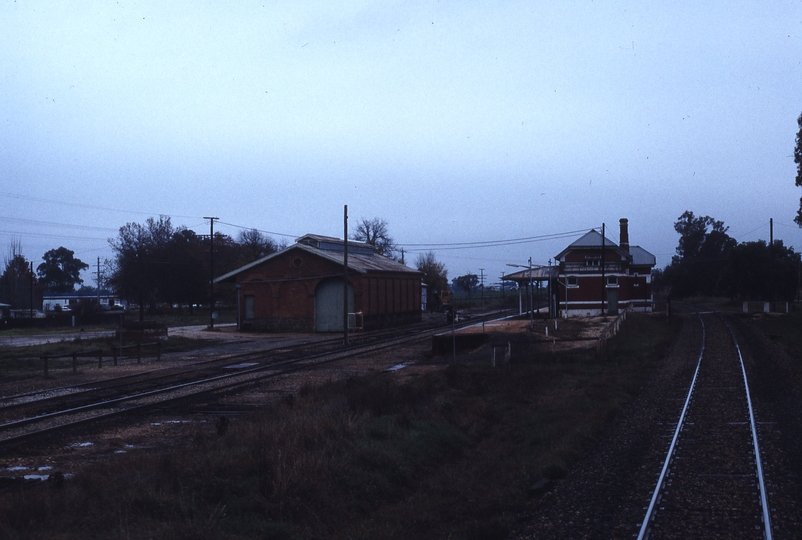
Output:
[0,191,201,220]
[215,220,299,239]
[398,229,589,252]
[0,229,108,242]
[1,216,119,233]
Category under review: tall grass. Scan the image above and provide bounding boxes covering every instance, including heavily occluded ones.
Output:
[0,313,679,540]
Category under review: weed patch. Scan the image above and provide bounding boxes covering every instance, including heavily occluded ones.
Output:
[0,314,679,539]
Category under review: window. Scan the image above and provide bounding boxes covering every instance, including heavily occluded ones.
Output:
[567,276,578,287]
[585,255,601,267]
[607,276,618,286]
[244,295,255,320]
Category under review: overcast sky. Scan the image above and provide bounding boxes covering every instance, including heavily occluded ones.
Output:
[2,1,801,288]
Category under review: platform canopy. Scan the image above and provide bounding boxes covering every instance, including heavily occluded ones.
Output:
[501,266,558,286]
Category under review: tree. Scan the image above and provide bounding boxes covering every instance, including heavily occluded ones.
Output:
[109,217,286,318]
[724,240,800,301]
[352,217,397,258]
[163,228,208,311]
[664,211,735,297]
[415,251,448,290]
[37,247,89,293]
[0,240,41,310]
[452,273,479,293]
[235,229,278,267]
[795,113,802,225]
[415,251,448,312]
[108,216,177,320]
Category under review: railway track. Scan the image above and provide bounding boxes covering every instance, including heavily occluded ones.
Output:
[637,313,773,539]
[0,310,506,449]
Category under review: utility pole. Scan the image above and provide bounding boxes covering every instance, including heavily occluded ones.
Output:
[770,218,774,245]
[343,205,349,346]
[479,268,485,306]
[601,223,606,317]
[500,273,505,304]
[29,261,34,319]
[528,258,533,328]
[204,216,219,329]
[96,257,101,307]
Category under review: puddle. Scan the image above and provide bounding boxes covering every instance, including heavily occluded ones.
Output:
[224,362,259,370]
[387,363,410,372]
[72,442,94,448]
[152,419,194,426]
[24,474,50,481]
[7,466,28,471]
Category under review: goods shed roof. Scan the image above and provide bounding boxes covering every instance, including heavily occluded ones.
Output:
[214,234,420,284]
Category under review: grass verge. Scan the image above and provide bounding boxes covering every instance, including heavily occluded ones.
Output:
[0,313,679,540]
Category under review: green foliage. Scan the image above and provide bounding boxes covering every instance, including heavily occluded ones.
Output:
[416,251,449,310]
[0,241,39,309]
[452,272,479,293]
[37,246,89,293]
[415,251,448,291]
[108,217,280,319]
[662,210,799,300]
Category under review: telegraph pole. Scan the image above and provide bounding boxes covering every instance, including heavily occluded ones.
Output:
[205,216,219,329]
[601,223,606,317]
[500,273,505,304]
[770,218,774,245]
[528,258,533,328]
[343,205,349,346]
[96,257,102,307]
[29,261,34,319]
[479,268,485,305]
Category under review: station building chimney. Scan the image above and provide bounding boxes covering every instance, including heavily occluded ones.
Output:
[619,218,630,253]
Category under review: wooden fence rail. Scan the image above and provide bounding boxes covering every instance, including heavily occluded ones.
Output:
[41,341,161,377]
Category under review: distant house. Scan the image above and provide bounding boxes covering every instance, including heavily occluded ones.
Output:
[554,218,655,316]
[43,290,123,312]
[214,234,423,332]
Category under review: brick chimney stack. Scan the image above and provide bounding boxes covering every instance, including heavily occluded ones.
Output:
[619,218,630,253]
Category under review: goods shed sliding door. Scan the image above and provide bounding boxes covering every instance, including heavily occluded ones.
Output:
[315,278,355,332]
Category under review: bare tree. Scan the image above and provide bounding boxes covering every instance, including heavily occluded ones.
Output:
[236,229,278,265]
[352,217,397,258]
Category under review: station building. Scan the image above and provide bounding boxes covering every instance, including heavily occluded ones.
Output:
[554,218,656,316]
[503,218,656,317]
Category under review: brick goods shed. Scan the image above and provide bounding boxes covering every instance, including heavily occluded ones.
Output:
[215,234,423,332]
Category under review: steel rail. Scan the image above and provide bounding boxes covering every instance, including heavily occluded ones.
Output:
[637,313,773,540]
[637,315,706,540]
[725,319,773,540]
[0,314,496,446]
[0,311,506,415]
